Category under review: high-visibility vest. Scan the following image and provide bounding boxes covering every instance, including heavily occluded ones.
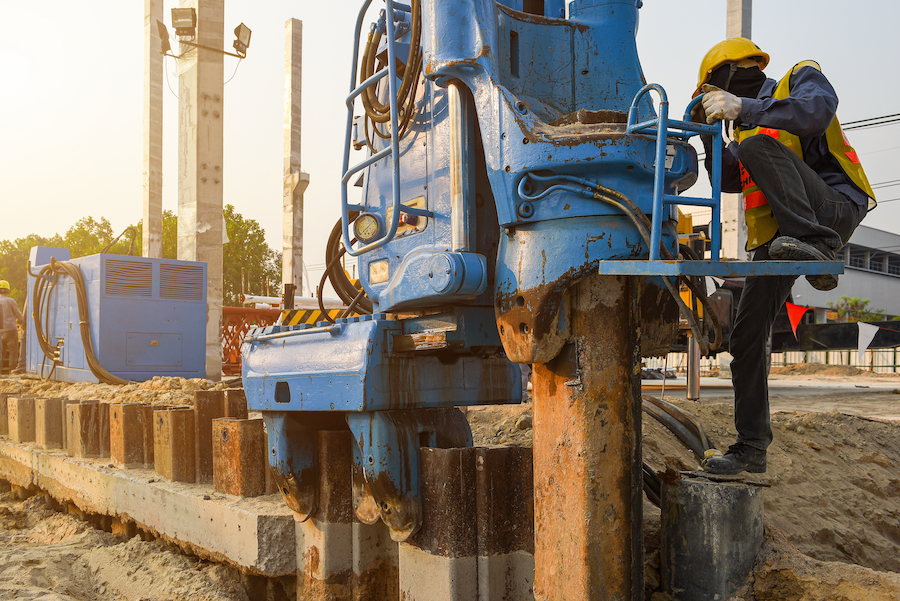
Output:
[734,61,877,250]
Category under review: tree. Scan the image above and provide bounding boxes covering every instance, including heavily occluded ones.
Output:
[827,296,886,323]
[222,204,281,306]
[132,210,178,259]
[0,207,279,308]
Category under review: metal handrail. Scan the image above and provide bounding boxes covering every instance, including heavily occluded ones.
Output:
[341,0,403,257]
[626,85,724,260]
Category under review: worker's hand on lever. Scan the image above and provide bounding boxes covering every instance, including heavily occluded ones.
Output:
[701,84,742,124]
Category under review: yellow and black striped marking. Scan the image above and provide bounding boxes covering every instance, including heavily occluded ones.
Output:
[281,309,344,326]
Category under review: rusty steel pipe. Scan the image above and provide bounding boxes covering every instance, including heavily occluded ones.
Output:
[532,274,643,601]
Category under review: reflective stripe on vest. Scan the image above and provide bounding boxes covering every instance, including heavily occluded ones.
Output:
[734,61,877,250]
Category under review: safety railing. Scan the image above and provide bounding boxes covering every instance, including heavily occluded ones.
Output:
[340,0,422,257]
[626,84,725,260]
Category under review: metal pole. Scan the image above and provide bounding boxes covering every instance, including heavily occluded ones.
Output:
[533,274,642,601]
[687,336,700,400]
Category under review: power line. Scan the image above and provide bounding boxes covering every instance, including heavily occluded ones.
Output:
[842,113,900,126]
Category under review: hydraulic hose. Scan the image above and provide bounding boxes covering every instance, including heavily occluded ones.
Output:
[359,0,422,151]
[320,216,374,322]
[31,258,131,385]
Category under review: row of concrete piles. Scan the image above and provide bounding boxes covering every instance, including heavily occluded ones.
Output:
[0,389,272,498]
[0,388,540,600]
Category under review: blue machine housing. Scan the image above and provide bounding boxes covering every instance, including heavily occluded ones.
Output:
[26,247,208,383]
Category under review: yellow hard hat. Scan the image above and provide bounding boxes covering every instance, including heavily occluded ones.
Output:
[0,280,8,290]
[697,37,769,92]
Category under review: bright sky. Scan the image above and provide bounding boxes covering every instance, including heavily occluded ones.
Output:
[3,1,899,290]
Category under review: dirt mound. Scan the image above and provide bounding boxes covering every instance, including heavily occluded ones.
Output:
[769,363,867,377]
[0,376,226,407]
[0,494,249,601]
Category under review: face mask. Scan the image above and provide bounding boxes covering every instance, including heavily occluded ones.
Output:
[708,64,767,98]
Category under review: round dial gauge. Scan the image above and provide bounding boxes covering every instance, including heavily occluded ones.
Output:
[354,213,380,242]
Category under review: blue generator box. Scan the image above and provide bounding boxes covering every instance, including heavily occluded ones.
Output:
[25,246,208,383]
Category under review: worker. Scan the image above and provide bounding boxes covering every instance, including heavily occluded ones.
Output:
[0,280,24,375]
[693,38,876,475]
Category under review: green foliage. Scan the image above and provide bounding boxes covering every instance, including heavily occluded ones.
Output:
[132,210,178,259]
[0,207,279,309]
[223,204,281,306]
[827,296,886,323]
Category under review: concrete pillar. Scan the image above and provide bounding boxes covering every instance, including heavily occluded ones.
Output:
[532,274,642,601]
[726,0,752,38]
[723,0,751,260]
[143,0,164,258]
[283,19,310,297]
[178,0,224,381]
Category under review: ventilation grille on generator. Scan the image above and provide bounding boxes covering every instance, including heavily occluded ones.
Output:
[105,259,152,297]
[160,264,204,300]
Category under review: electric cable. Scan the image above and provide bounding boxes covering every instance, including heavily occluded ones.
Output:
[319,216,374,322]
[31,259,132,385]
[224,58,242,84]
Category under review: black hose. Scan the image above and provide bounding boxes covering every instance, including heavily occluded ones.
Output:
[31,259,131,385]
[643,462,662,507]
[643,394,714,452]
[641,398,707,460]
[320,216,374,319]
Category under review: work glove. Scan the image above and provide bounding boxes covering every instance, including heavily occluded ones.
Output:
[701,84,742,124]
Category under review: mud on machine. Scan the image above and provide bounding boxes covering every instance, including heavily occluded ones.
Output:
[242,1,839,598]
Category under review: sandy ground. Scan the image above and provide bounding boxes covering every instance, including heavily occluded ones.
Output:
[3,365,900,600]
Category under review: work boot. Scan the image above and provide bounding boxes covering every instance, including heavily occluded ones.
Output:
[703,442,767,475]
[769,236,838,291]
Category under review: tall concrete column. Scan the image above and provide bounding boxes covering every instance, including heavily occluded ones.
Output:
[177,0,224,380]
[143,0,163,258]
[722,0,752,259]
[532,274,643,601]
[283,19,310,297]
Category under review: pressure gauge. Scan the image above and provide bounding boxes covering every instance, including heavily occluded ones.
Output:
[354,213,381,242]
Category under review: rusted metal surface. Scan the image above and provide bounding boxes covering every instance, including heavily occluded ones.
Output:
[154,408,196,483]
[223,388,249,419]
[8,397,36,443]
[67,401,103,459]
[141,404,175,469]
[212,418,266,497]
[639,276,680,357]
[406,447,477,557]
[0,393,10,436]
[35,398,65,450]
[110,403,146,468]
[195,390,226,483]
[474,446,534,557]
[532,274,643,601]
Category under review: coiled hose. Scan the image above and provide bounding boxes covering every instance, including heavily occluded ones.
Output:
[318,216,374,322]
[31,258,131,385]
[359,0,422,151]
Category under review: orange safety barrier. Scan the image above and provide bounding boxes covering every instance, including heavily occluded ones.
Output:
[222,306,281,375]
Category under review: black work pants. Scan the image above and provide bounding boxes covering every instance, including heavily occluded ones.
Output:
[729,135,863,450]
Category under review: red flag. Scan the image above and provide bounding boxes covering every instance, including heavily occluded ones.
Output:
[785,302,810,339]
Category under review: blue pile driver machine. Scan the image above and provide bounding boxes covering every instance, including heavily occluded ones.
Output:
[242,0,839,596]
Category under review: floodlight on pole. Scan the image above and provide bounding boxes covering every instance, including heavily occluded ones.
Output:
[157,21,172,55]
[233,23,251,58]
[171,7,197,38]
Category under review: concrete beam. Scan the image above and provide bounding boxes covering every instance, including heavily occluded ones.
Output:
[0,438,295,576]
